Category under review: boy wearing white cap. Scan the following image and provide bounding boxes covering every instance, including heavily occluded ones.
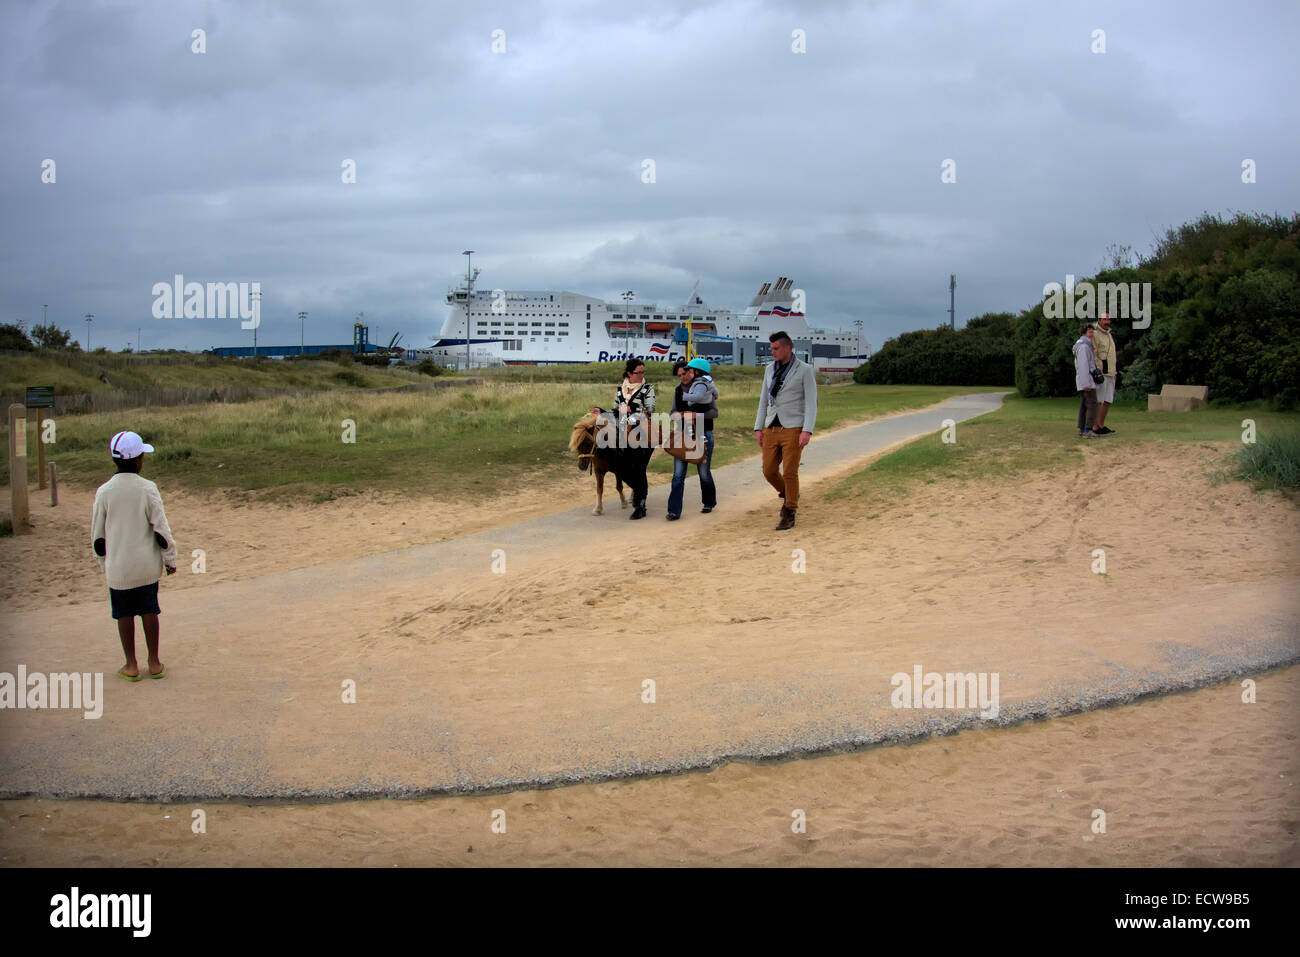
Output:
[91,431,177,681]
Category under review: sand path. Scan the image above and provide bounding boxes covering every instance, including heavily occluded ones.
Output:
[1,392,1296,801]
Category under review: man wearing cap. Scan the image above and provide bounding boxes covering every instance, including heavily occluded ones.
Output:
[1091,312,1118,434]
[754,331,818,530]
[92,431,177,681]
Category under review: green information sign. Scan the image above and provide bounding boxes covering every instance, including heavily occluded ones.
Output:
[25,386,54,409]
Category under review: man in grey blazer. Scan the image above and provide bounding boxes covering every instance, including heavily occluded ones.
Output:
[753,331,818,530]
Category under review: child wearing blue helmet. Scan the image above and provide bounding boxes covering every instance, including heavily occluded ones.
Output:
[667,358,719,519]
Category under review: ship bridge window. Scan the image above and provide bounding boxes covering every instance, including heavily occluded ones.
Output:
[612,314,622,319]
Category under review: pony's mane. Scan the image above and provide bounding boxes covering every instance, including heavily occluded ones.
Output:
[569,414,598,452]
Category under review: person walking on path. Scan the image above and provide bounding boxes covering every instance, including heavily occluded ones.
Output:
[1073,323,1102,438]
[590,358,656,519]
[753,331,818,530]
[91,431,177,681]
[666,357,719,520]
[1091,312,1119,434]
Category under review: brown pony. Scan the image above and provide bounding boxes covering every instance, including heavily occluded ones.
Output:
[569,414,626,515]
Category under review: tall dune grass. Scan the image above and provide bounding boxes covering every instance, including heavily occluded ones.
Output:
[1,381,1000,501]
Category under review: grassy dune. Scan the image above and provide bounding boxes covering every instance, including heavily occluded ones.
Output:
[0,352,427,397]
[1,380,1002,501]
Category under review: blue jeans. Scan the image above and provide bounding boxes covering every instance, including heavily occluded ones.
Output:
[666,430,716,517]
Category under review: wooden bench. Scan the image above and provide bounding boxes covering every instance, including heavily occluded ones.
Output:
[1147,384,1209,412]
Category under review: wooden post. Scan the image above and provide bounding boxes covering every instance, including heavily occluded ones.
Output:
[49,463,58,507]
[8,404,31,533]
[36,413,47,489]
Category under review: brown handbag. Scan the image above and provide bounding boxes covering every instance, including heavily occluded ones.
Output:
[661,424,708,464]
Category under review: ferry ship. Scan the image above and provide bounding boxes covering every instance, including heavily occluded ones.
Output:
[423,269,870,372]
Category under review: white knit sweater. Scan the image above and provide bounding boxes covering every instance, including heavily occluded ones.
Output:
[91,473,177,590]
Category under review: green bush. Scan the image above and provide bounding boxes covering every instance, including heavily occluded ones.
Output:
[0,324,34,351]
[333,369,368,387]
[1015,212,1300,409]
[856,312,1016,385]
[416,358,445,377]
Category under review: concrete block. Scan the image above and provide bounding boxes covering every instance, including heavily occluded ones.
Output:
[1160,384,1209,409]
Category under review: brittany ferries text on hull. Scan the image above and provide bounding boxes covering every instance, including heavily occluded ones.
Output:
[423,272,870,372]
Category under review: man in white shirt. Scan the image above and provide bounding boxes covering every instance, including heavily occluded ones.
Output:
[91,431,177,681]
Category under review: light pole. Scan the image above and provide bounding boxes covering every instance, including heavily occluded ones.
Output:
[248,290,261,357]
[137,328,141,352]
[853,318,863,358]
[298,311,307,355]
[463,250,476,371]
[84,313,93,350]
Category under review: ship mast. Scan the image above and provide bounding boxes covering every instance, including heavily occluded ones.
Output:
[682,279,700,360]
[462,250,480,370]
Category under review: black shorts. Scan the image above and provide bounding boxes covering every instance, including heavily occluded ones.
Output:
[108,581,161,620]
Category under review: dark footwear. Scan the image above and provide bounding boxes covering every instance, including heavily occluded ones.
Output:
[665,513,680,521]
[1091,429,1107,437]
[700,506,713,513]
[1099,427,1115,434]
[775,506,795,531]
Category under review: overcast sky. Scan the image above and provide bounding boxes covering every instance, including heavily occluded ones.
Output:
[2,0,1297,354]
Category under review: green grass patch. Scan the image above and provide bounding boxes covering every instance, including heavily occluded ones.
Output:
[0,382,1005,502]
[1212,430,1300,500]
[831,395,1300,502]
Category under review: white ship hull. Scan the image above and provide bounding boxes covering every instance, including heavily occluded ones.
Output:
[425,274,870,372]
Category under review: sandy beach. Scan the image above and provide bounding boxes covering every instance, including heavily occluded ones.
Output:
[2,665,1295,867]
[1,406,1297,865]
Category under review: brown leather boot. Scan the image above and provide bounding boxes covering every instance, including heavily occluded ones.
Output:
[775,506,795,530]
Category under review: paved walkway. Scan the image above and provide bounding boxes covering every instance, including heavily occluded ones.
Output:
[1,392,1296,800]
